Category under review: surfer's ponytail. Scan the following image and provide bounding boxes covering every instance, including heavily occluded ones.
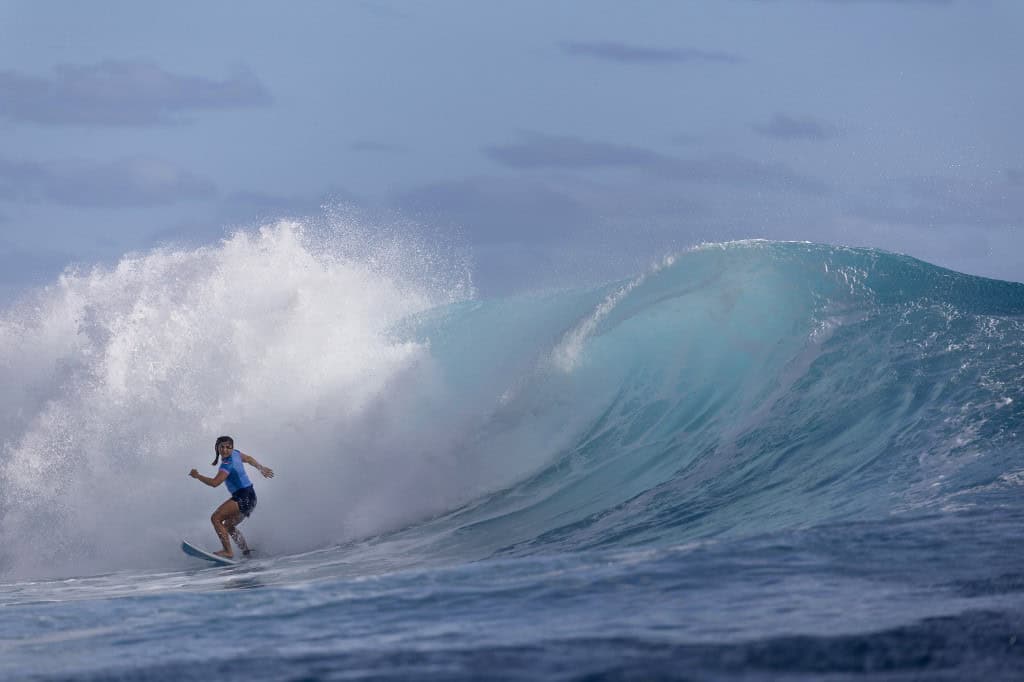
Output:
[213,435,234,466]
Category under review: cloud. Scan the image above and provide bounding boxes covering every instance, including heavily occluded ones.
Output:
[216,186,362,228]
[559,41,741,65]
[0,156,216,207]
[748,0,953,6]
[846,174,1024,229]
[0,61,272,126]
[485,133,669,171]
[671,133,700,147]
[751,0,953,4]
[147,186,361,247]
[678,155,830,194]
[753,113,841,141]
[357,1,414,19]
[348,140,409,154]
[392,174,718,295]
[0,243,70,286]
[394,176,595,244]
[484,132,829,194]
[821,0,951,5]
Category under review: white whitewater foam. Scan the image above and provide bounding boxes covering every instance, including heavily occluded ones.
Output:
[0,219,489,578]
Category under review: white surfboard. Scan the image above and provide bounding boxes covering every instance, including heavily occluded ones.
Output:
[181,539,237,566]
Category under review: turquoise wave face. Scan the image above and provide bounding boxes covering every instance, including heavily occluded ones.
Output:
[397,242,1024,559]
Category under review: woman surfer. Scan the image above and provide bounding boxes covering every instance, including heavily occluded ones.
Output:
[189,436,274,559]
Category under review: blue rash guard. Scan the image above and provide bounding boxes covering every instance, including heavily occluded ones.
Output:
[219,449,253,494]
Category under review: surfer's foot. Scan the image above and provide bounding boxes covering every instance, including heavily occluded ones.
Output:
[214,550,234,559]
[243,549,253,557]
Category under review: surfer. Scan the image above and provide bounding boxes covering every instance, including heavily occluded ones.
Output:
[189,436,274,559]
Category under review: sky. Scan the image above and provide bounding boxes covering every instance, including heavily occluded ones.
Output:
[1,0,1022,299]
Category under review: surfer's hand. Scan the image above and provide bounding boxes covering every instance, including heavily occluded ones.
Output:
[189,468,199,478]
[260,466,274,479]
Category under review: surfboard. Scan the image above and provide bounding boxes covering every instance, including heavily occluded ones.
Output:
[181,540,237,566]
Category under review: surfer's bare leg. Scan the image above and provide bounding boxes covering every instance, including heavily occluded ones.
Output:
[211,499,242,558]
[229,525,250,555]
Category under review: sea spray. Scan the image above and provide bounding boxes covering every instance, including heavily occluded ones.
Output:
[0,219,485,577]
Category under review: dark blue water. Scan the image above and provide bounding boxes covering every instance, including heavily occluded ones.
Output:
[2,238,1023,680]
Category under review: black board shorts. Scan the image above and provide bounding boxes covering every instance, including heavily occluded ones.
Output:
[232,486,257,518]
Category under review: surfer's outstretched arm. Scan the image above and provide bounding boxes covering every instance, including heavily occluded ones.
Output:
[240,452,274,479]
[189,468,228,487]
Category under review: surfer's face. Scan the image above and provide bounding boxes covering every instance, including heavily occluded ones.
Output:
[217,442,233,458]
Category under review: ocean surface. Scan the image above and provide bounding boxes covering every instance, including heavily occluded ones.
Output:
[2,224,1023,680]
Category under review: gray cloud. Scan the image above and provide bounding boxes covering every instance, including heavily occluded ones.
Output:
[671,133,700,146]
[392,174,714,295]
[147,186,361,247]
[220,186,360,224]
[356,1,413,19]
[395,176,595,244]
[0,243,70,286]
[485,133,828,194]
[486,133,668,170]
[750,0,953,4]
[846,174,1023,229]
[349,140,409,154]
[559,41,741,65]
[749,0,953,6]
[0,61,272,126]
[822,0,951,5]
[680,155,830,194]
[753,113,841,141]
[0,156,216,207]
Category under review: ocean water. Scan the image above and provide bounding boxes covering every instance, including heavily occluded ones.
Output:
[2,223,1023,680]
